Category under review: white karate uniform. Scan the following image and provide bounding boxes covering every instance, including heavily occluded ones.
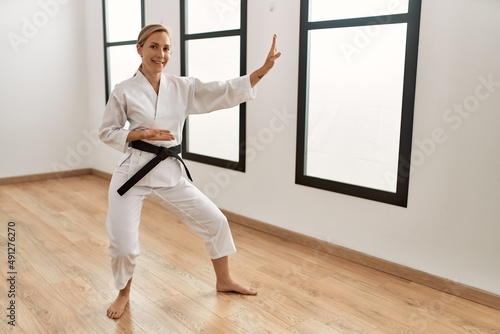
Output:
[99,70,256,290]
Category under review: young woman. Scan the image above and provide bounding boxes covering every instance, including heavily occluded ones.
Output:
[99,24,280,319]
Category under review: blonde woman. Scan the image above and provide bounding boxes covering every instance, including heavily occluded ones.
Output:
[99,24,280,319]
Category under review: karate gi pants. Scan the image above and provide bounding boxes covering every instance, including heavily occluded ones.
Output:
[106,159,236,290]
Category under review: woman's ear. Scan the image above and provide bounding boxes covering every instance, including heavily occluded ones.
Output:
[136,44,142,57]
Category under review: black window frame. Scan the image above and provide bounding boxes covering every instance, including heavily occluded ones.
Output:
[102,0,145,101]
[180,0,248,172]
[295,0,422,207]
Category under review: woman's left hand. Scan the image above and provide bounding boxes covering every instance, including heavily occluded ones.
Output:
[250,34,281,87]
[262,34,282,73]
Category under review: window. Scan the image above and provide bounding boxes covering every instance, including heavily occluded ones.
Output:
[296,0,422,207]
[102,0,145,100]
[180,0,248,171]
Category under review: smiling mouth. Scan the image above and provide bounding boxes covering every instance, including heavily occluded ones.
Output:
[152,60,164,66]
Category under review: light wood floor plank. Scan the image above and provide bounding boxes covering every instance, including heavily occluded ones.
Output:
[51,277,146,334]
[100,288,193,333]
[290,318,344,334]
[1,175,499,333]
[225,307,292,334]
[15,265,97,333]
[155,294,242,333]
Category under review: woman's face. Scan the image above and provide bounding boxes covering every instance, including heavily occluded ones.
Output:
[137,31,171,74]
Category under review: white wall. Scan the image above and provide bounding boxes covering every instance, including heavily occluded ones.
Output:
[0,0,91,178]
[2,0,499,295]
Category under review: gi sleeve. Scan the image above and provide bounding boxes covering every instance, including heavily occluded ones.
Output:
[98,90,130,153]
[186,74,257,115]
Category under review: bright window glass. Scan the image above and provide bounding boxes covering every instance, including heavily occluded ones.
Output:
[186,37,240,161]
[106,0,142,42]
[305,24,407,192]
[108,45,140,89]
[309,0,409,21]
[103,0,143,99]
[297,0,422,206]
[181,0,246,171]
[186,0,241,34]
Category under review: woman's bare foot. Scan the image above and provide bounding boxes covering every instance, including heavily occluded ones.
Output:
[216,279,257,295]
[212,256,257,295]
[106,293,130,319]
[107,278,132,319]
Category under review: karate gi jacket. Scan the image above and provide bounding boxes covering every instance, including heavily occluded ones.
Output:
[99,70,256,187]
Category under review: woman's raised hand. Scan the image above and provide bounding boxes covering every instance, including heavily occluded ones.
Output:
[250,34,282,87]
[263,34,282,73]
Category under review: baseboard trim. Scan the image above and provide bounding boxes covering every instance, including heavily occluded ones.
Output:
[2,169,498,310]
[221,209,500,311]
[0,169,92,185]
[90,168,112,181]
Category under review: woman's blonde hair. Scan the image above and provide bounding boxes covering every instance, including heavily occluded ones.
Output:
[137,24,171,47]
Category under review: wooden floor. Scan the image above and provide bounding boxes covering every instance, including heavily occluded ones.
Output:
[1,175,499,334]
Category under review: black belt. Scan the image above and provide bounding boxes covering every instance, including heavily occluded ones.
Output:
[117,140,193,196]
